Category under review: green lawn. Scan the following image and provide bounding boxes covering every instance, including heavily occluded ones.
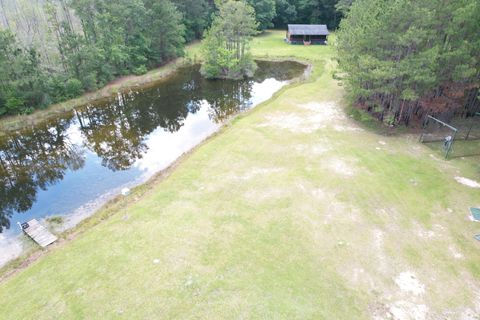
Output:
[1,31,479,319]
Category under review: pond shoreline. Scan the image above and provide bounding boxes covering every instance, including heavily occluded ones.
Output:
[0,57,312,283]
[0,43,203,135]
[0,44,312,136]
[0,126,220,282]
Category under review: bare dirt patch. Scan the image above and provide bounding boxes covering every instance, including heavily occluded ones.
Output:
[370,272,429,319]
[299,101,362,132]
[454,176,480,188]
[389,301,428,320]
[300,101,345,119]
[258,101,361,133]
[234,167,284,180]
[328,158,356,176]
[295,143,330,155]
[459,308,479,320]
[372,229,388,274]
[448,245,464,260]
[258,112,321,133]
[415,228,436,239]
[394,272,425,296]
[243,187,289,202]
[293,182,364,237]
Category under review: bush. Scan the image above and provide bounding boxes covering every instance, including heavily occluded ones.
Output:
[6,97,24,115]
[81,74,98,92]
[46,216,64,224]
[65,78,83,99]
[133,65,148,75]
[22,106,35,115]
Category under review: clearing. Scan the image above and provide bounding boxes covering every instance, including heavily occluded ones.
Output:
[0,31,479,319]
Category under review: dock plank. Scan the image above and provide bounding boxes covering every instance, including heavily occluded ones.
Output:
[22,219,57,247]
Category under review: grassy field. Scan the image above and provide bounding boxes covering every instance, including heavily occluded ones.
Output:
[1,30,479,319]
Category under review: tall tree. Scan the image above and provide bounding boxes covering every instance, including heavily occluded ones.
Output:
[335,0,354,15]
[172,0,213,41]
[336,0,480,125]
[246,0,276,31]
[201,0,258,79]
[0,29,46,115]
[296,0,341,29]
[273,0,298,27]
[145,0,186,65]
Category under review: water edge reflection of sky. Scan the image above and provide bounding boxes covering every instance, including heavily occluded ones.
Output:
[0,61,306,266]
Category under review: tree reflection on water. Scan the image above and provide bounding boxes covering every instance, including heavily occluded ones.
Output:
[0,61,305,232]
[0,119,85,232]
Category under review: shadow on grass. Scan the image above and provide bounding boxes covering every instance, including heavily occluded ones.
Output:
[345,104,409,136]
[422,139,480,160]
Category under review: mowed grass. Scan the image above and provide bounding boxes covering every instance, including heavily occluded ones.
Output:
[1,31,480,319]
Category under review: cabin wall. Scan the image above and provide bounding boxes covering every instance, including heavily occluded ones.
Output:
[310,35,327,44]
[287,34,327,45]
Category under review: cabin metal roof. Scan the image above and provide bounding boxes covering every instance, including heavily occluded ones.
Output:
[287,24,329,36]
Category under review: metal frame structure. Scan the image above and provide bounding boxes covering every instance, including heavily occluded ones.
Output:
[420,115,458,159]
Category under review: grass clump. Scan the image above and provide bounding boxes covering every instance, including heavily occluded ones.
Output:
[46,216,64,225]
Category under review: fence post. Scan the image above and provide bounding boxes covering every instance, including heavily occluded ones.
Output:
[465,124,473,140]
[445,130,457,160]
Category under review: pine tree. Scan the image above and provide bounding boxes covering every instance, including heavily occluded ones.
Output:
[336,0,480,125]
[201,0,258,79]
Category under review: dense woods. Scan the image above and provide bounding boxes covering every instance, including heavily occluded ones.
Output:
[0,0,198,116]
[272,0,344,29]
[336,0,480,125]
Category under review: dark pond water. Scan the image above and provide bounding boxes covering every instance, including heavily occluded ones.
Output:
[0,61,305,263]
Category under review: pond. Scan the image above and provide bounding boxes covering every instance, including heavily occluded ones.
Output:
[0,60,306,265]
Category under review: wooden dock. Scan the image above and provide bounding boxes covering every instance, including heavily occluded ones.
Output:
[21,219,58,247]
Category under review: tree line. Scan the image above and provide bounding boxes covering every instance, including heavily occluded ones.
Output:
[0,0,349,117]
[0,0,213,116]
[336,0,479,126]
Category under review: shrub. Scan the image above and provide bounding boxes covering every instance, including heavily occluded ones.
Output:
[65,78,83,99]
[134,65,148,75]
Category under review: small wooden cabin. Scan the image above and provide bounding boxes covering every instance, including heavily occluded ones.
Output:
[286,24,329,45]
